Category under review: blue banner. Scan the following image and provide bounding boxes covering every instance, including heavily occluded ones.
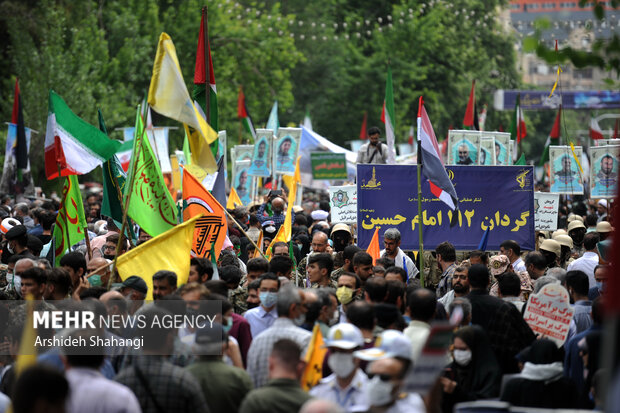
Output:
[494,90,620,110]
[357,165,535,251]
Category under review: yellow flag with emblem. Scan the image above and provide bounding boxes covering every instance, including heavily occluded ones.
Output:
[116,215,200,300]
[227,187,243,209]
[301,324,328,391]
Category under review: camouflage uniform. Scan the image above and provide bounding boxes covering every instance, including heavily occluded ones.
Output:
[422,251,441,289]
[490,270,534,302]
[230,285,249,314]
[330,266,346,283]
[296,255,309,285]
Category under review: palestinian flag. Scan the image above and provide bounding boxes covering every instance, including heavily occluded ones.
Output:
[237,86,256,139]
[193,11,217,130]
[539,105,561,167]
[44,90,120,180]
[381,66,396,164]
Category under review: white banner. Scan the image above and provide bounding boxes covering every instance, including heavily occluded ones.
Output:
[328,185,357,224]
[534,192,560,231]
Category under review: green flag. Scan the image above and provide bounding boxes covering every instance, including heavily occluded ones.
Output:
[183,131,192,165]
[53,175,87,266]
[124,107,177,237]
[515,153,526,165]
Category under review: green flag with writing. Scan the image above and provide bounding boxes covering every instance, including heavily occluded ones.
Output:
[124,107,177,236]
[53,175,87,266]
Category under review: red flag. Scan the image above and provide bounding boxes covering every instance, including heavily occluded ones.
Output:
[550,106,562,139]
[12,79,28,170]
[237,86,256,139]
[366,227,381,265]
[463,80,476,128]
[590,118,604,140]
[359,111,368,140]
[613,119,619,139]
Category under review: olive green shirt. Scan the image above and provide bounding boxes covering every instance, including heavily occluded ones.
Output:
[239,378,312,413]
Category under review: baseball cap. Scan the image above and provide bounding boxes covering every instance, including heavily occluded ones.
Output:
[121,276,148,295]
[568,220,586,232]
[331,223,352,236]
[489,255,510,276]
[354,330,412,361]
[0,218,20,235]
[324,323,364,350]
[596,221,613,233]
[553,234,573,249]
[539,239,561,257]
[192,323,225,354]
[5,225,27,240]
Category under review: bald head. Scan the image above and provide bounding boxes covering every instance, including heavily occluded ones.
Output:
[272,197,285,214]
[100,290,124,304]
[300,399,345,413]
[311,231,329,253]
[87,257,109,274]
[15,258,35,275]
[100,290,127,316]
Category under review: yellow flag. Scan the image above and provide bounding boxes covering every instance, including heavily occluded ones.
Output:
[148,32,217,172]
[264,224,286,261]
[253,230,264,259]
[227,187,243,209]
[570,142,584,175]
[301,324,328,391]
[15,295,37,376]
[280,156,301,242]
[116,215,200,300]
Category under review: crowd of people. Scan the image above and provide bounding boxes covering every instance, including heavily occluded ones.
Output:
[0,188,614,413]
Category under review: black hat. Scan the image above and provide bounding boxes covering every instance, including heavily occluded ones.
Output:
[5,225,27,241]
[27,235,43,256]
[121,276,148,295]
[193,323,225,354]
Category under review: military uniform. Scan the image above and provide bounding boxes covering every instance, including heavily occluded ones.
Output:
[490,270,534,302]
[230,285,249,314]
[422,251,441,289]
[239,378,312,413]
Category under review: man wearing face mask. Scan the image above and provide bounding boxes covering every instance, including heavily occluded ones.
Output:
[353,330,425,413]
[330,224,353,253]
[357,126,389,164]
[302,289,338,338]
[4,225,35,262]
[336,273,362,322]
[245,273,280,338]
[310,323,369,411]
[246,284,312,388]
[6,257,35,298]
[86,257,111,288]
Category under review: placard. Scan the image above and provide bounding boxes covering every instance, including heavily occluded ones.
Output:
[534,192,560,231]
[549,145,584,194]
[479,136,496,166]
[447,130,480,165]
[247,129,273,177]
[328,185,357,224]
[274,128,301,175]
[523,283,574,347]
[231,145,254,163]
[310,153,348,180]
[232,160,252,205]
[590,146,619,198]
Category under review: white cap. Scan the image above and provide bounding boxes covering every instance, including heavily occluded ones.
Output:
[0,218,20,235]
[354,330,412,361]
[324,323,364,350]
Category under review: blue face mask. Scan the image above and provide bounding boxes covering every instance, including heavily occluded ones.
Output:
[223,317,233,334]
[259,291,278,308]
[596,281,604,292]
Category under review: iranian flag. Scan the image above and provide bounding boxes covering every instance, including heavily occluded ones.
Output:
[194,11,217,130]
[381,66,396,164]
[44,90,120,180]
[509,94,527,143]
[590,117,604,140]
[539,105,561,167]
[237,86,256,139]
[116,140,134,172]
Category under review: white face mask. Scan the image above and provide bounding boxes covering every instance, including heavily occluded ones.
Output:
[6,242,14,254]
[367,375,394,407]
[6,272,21,296]
[327,352,355,378]
[329,309,340,326]
[453,349,472,366]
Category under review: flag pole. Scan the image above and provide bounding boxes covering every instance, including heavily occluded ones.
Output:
[84,227,92,260]
[417,97,425,288]
[202,6,210,125]
[223,208,268,260]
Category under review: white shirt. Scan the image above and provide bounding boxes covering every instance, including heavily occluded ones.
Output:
[567,251,599,288]
[438,290,455,310]
[380,248,419,280]
[403,320,431,361]
[66,367,141,413]
[512,257,527,273]
[310,369,369,411]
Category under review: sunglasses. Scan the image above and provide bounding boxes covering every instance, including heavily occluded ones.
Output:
[367,373,393,382]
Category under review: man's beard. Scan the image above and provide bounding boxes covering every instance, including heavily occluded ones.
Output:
[453,283,468,294]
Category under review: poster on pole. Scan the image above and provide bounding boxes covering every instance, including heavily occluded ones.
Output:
[328,185,357,224]
[447,130,480,165]
[549,145,584,194]
[479,136,496,165]
[231,145,254,163]
[523,283,574,347]
[534,192,560,231]
[232,160,252,205]
[247,129,272,177]
[590,145,619,198]
[274,128,301,175]
[492,132,512,165]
